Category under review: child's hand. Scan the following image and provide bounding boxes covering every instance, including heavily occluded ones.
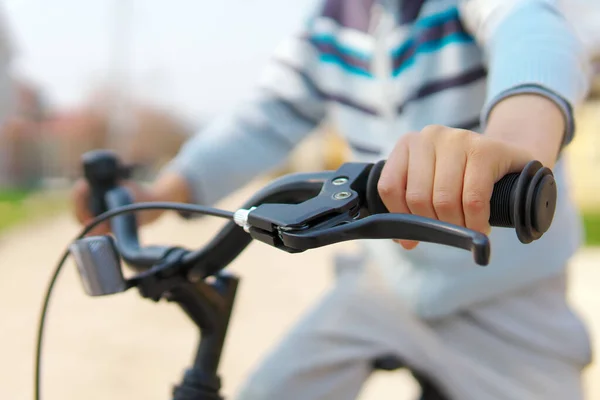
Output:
[377,125,533,250]
[71,171,190,237]
[71,179,162,236]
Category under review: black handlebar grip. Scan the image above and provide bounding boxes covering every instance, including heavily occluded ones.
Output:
[82,150,123,217]
[365,159,557,244]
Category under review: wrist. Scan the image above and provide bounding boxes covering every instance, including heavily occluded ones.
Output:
[150,172,193,204]
[484,93,565,168]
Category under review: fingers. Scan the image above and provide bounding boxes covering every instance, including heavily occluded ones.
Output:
[380,126,534,248]
[85,222,111,237]
[461,136,531,235]
[378,138,410,215]
[71,178,110,236]
[72,179,92,224]
[462,142,493,235]
[405,136,437,220]
[400,134,439,249]
[378,137,417,249]
[433,144,467,228]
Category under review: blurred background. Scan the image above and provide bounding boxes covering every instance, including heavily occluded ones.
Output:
[0,1,598,399]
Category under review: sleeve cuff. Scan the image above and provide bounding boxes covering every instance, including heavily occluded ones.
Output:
[480,84,576,148]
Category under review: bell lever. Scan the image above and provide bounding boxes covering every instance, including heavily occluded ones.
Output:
[244,163,373,251]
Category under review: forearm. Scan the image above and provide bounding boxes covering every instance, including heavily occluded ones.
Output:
[154,90,325,205]
[461,0,590,104]
[461,0,592,170]
[148,171,191,204]
[484,93,565,169]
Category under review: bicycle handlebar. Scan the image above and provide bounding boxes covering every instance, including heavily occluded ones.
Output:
[81,150,557,276]
[182,171,329,279]
[59,149,558,400]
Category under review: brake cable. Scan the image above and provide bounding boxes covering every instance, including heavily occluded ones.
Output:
[34,202,233,400]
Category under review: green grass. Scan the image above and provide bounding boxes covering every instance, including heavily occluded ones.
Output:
[0,189,67,232]
[0,188,30,203]
[0,189,32,231]
[582,210,600,247]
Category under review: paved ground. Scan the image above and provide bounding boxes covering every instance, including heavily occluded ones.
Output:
[1,184,599,400]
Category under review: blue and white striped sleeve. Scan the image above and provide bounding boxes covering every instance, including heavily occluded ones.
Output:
[161,4,327,205]
[459,0,592,147]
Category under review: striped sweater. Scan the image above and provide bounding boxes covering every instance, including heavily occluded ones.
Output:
[165,0,591,319]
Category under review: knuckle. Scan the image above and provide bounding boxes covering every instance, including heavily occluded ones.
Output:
[377,179,398,202]
[420,124,445,140]
[421,124,444,136]
[405,190,430,210]
[432,190,459,214]
[404,131,420,144]
[466,134,488,158]
[448,129,475,149]
[455,128,473,139]
[463,190,487,214]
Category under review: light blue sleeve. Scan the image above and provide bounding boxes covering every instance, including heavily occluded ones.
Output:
[482,84,575,147]
[463,0,591,147]
[163,84,326,206]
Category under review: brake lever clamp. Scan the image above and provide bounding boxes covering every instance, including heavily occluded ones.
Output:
[236,162,373,252]
[235,162,492,266]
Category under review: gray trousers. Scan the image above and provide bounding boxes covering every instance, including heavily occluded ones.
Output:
[235,259,591,400]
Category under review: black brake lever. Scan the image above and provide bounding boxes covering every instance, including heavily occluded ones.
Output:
[280,213,490,266]
[238,161,491,265]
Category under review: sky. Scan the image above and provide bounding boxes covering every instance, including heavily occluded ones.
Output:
[1,0,316,122]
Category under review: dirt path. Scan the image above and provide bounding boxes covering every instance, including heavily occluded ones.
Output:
[0,185,598,400]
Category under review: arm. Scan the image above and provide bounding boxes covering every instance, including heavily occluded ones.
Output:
[380,0,592,245]
[485,94,563,169]
[377,0,593,317]
[459,0,592,167]
[153,9,328,206]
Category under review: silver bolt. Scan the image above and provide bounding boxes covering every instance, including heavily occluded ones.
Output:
[333,191,352,200]
[332,177,348,186]
[233,207,256,233]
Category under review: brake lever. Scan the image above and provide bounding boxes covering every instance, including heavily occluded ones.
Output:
[280,213,490,266]
[235,161,490,265]
[236,159,556,267]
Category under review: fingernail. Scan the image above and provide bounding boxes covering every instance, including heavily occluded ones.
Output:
[396,240,418,250]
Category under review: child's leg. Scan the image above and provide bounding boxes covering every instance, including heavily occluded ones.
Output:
[233,274,385,400]
[234,265,449,400]
[235,264,589,400]
[234,260,466,400]
[430,271,591,399]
